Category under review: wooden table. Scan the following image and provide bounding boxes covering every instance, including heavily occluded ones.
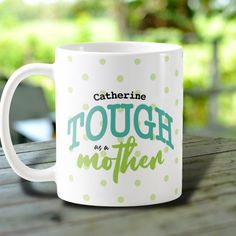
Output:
[0,135,236,236]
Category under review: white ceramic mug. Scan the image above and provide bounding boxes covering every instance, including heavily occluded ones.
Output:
[0,42,183,206]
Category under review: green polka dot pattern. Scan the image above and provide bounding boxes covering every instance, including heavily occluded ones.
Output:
[134,58,141,65]
[99,58,106,65]
[117,196,125,203]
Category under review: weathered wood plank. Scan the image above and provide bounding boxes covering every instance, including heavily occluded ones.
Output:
[0,134,200,157]
[0,148,236,205]
[0,199,134,235]
[0,140,55,157]
[0,167,235,210]
[2,193,236,236]
[0,135,236,236]
[0,150,235,235]
[0,149,55,169]
[190,223,236,236]
[1,149,236,188]
[0,165,235,208]
[1,135,236,171]
[183,137,236,158]
[0,163,53,186]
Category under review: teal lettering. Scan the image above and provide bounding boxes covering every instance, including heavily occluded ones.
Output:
[68,112,84,150]
[155,107,174,149]
[108,104,133,137]
[86,106,107,141]
[134,104,156,140]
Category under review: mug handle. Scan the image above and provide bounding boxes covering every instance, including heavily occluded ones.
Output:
[0,63,55,182]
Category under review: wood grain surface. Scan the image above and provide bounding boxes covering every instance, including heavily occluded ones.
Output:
[0,135,236,236]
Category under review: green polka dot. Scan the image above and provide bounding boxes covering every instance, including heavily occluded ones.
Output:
[118,108,124,112]
[116,75,124,83]
[100,150,106,157]
[150,194,156,201]
[135,90,141,95]
[68,175,74,182]
[175,157,179,164]
[82,73,89,80]
[117,196,125,203]
[100,179,107,187]
[83,194,90,201]
[82,104,89,110]
[164,146,169,153]
[164,55,169,62]
[117,138,124,143]
[99,120,103,127]
[163,117,168,124]
[134,179,141,187]
[164,87,169,93]
[151,104,157,110]
[67,56,72,62]
[67,87,73,93]
[164,175,169,182]
[150,73,157,81]
[175,99,179,106]
[152,134,156,140]
[134,150,141,157]
[175,188,178,195]
[99,58,106,65]
[134,58,141,65]
[175,129,179,135]
[100,90,106,95]
[175,69,179,76]
[83,134,88,141]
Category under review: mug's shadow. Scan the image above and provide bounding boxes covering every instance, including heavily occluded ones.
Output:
[20,179,57,198]
[19,150,57,198]
[20,145,215,209]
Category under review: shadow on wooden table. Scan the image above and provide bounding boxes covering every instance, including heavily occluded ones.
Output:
[20,150,215,209]
[20,179,57,199]
[20,156,57,199]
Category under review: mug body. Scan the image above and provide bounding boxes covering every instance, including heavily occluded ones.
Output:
[54,42,183,206]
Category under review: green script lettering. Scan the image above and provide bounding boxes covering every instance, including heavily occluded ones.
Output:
[76,136,165,183]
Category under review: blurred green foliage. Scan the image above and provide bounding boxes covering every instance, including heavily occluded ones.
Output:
[0,0,236,132]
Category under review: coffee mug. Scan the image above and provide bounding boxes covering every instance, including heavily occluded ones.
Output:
[0,42,183,206]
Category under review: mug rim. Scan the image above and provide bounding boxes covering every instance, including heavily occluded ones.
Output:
[56,41,182,55]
